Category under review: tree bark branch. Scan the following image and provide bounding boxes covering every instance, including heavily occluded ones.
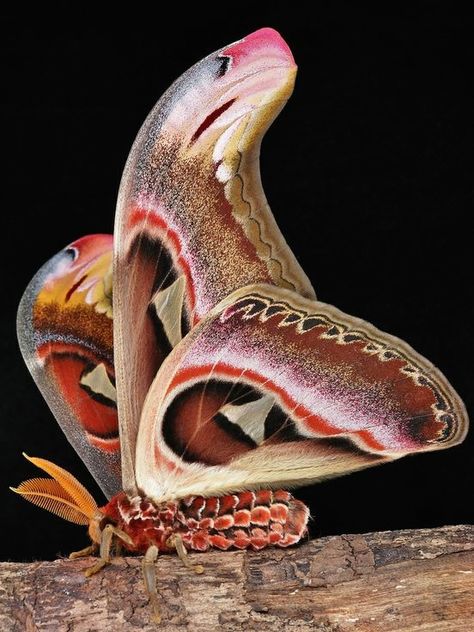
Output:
[1,524,473,631]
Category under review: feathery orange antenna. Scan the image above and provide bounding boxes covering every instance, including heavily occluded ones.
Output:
[10,453,101,525]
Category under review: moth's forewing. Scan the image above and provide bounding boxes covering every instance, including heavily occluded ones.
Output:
[17,234,121,498]
[113,29,316,493]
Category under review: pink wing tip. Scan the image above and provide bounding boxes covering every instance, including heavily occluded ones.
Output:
[222,28,295,68]
[64,234,113,260]
[68,234,113,249]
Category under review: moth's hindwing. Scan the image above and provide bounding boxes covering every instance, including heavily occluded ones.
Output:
[135,284,468,501]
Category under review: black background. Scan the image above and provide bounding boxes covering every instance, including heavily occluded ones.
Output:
[1,4,472,561]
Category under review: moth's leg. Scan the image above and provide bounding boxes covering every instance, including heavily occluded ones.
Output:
[69,543,98,559]
[84,524,115,576]
[84,524,133,577]
[142,545,161,624]
[167,534,204,574]
[114,538,123,557]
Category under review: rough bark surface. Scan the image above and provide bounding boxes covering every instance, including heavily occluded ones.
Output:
[1,525,473,631]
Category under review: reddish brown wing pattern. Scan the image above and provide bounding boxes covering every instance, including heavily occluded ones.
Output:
[113,29,315,493]
[135,284,468,501]
[12,28,470,579]
[17,235,121,498]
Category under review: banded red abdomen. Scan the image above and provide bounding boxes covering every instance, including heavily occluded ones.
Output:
[101,490,309,553]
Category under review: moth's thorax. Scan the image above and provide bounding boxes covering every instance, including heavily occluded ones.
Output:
[100,489,309,554]
[100,492,179,552]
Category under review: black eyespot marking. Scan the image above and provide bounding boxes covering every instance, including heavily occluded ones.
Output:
[265,305,286,317]
[233,297,267,316]
[64,247,78,261]
[283,313,301,324]
[217,55,231,77]
[343,334,363,343]
[439,414,454,437]
[301,317,326,331]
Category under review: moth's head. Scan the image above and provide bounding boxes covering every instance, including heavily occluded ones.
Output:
[37,234,113,317]
[10,453,104,545]
[158,28,297,176]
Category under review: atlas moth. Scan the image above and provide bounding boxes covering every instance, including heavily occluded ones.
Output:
[12,28,468,623]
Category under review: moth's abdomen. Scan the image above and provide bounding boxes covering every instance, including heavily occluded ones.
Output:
[101,490,309,553]
[179,490,309,551]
